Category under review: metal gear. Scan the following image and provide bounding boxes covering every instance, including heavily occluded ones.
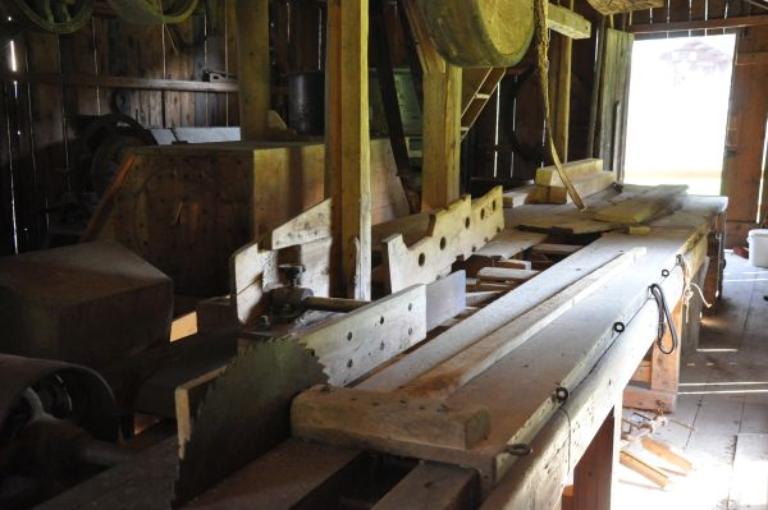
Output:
[172,337,328,506]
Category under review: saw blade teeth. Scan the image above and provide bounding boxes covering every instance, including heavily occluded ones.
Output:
[172,336,328,507]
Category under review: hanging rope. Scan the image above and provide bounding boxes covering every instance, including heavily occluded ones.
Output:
[534,0,586,210]
[676,254,713,322]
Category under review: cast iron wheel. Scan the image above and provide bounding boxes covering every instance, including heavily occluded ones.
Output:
[107,0,199,25]
[1,0,94,34]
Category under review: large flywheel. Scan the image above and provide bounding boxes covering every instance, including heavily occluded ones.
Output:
[106,0,199,25]
[1,0,94,34]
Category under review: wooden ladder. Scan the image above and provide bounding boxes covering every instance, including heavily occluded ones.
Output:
[460,67,507,139]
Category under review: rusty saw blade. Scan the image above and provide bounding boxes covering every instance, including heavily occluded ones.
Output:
[172,337,327,506]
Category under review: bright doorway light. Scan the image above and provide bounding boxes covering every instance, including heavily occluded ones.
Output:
[624,35,736,195]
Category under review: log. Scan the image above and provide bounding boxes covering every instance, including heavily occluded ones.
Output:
[414,0,534,67]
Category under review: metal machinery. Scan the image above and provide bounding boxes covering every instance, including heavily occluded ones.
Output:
[0,0,200,33]
[0,354,126,508]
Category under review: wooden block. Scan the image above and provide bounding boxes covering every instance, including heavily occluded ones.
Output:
[230,242,279,325]
[535,158,603,187]
[0,241,172,371]
[171,312,199,342]
[622,385,677,413]
[540,172,616,205]
[502,186,534,208]
[619,450,669,487]
[477,267,540,282]
[640,437,693,473]
[426,271,467,331]
[292,386,491,451]
[196,296,237,333]
[266,198,331,250]
[547,3,592,39]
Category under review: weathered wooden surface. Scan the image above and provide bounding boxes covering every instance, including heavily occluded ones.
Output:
[414,0,534,67]
[87,140,407,297]
[325,0,372,299]
[297,285,427,386]
[0,241,172,371]
[383,187,505,292]
[587,0,663,14]
[293,386,491,450]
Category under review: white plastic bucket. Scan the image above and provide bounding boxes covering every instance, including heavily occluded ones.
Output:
[748,229,768,268]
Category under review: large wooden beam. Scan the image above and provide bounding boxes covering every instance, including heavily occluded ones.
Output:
[628,14,768,34]
[325,0,372,299]
[402,0,462,211]
[235,0,270,140]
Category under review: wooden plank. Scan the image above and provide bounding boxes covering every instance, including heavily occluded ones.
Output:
[292,386,491,451]
[535,159,603,186]
[297,284,427,386]
[326,0,372,299]
[731,433,768,509]
[426,270,467,331]
[629,14,768,33]
[476,267,540,283]
[534,172,616,205]
[372,463,478,510]
[400,248,645,398]
[176,366,229,458]
[474,229,547,259]
[480,263,687,508]
[235,0,270,139]
[736,51,768,67]
[383,187,505,292]
[186,439,362,510]
[266,198,331,250]
[35,438,178,510]
[619,450,670,487]
[640,437,693,473]
[571,408,619,510]
[230,242,279,325]
[594,185,688,224]
[531,243,583,256]
[0,72,239,93]
[547,4,592,39]
[503,187,534,208]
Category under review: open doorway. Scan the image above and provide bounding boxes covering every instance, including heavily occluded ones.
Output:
[623,35,736,195]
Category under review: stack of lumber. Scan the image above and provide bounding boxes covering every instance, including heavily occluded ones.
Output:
[594,184,688,225]
[531,158,615,205]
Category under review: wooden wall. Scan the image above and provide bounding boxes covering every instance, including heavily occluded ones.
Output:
[0,2,239,256]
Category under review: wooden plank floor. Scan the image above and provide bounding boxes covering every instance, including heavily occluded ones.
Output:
[616,253,768,510]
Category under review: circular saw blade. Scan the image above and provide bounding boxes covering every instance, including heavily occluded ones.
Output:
[173,337,327,506]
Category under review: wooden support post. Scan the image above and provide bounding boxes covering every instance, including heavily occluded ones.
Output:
[421,66,462,210]
[549,0,575,161]
[325,0,372,299]
[624,299,684,412]
[401,0,462,211]
[235,0,270,140]
[571,405,620,510]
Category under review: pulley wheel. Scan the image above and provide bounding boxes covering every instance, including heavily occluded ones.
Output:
[415,0,535,68]
[107,0,199,25]
[1,0,94,34]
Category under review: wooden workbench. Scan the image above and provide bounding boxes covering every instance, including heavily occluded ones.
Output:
[41,189,727,510]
